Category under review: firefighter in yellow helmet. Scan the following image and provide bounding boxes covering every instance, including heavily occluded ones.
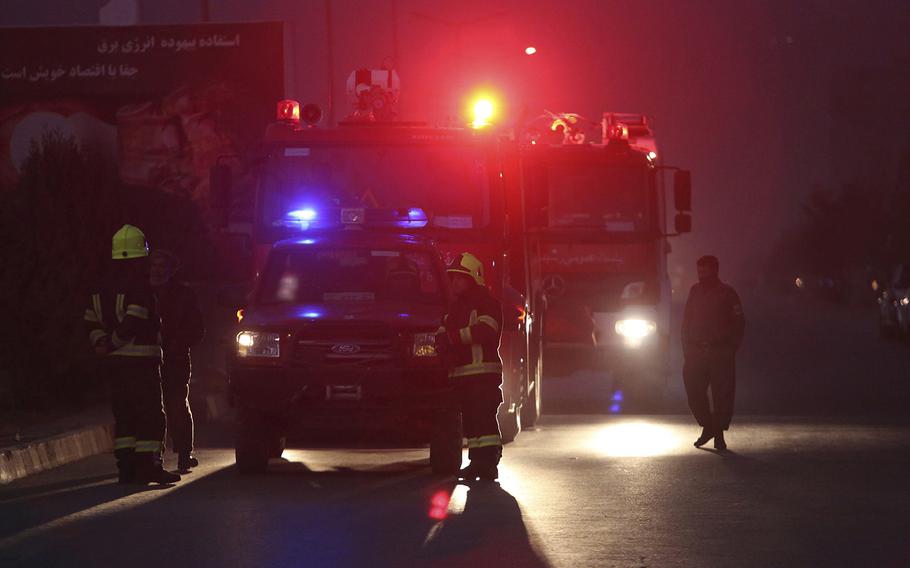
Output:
[439,252,504,481]
[83,225,179,485]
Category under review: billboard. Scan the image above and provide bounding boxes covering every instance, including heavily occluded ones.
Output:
[0,22,283,213]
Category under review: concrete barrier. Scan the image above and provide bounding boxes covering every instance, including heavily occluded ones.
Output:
[0,423,113,485]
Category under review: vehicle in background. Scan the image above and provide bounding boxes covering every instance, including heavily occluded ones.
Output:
[877,263,910,339]
[522,113,691,399]
[211,74,542,443]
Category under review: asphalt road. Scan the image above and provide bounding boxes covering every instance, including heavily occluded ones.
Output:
[2,295,910,567]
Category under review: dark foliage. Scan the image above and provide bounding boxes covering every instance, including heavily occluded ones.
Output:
[0,132,119,410]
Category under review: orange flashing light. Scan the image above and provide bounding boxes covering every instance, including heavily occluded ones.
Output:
[236,309,245,322]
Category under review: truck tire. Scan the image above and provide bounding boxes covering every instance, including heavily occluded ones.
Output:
[430,411,463,474]
[235,408,270,474]
[269,436,287,459]
[521,347,543,427]
[499,404,521,443]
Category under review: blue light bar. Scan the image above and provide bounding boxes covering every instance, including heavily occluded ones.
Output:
[288,208,317,222]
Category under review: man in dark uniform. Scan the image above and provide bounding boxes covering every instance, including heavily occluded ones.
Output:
[150,249,205,472]
[681,255,745,450]
[439,252,504,481]
[84,225,180,485]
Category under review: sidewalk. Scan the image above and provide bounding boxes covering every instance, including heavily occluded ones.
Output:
[0,389,233,485]
[0,404,113,485]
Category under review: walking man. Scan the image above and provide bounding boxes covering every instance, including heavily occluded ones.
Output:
[440,252,504,481]
[681,255,745,450]
[84,225,180,484]
[150,249,205,472]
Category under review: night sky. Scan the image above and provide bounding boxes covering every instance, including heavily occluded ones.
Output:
[4,0,910,283]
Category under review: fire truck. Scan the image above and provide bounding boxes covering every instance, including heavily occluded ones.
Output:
[210,71,543,463]
[523,112,692,397]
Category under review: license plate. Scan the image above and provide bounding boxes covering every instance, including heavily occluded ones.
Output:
[325,384,362,401]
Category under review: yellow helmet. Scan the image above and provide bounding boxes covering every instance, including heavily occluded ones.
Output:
[447,252,485,286]
[111,224,149,260]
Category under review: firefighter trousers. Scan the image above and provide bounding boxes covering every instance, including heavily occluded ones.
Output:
[683,347,736,431]
[458,373,503,466]
[162,363,194,456]
[107,357,166,464]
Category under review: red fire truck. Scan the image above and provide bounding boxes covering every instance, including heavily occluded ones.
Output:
[523,112,692,399]
[211,80,543,444]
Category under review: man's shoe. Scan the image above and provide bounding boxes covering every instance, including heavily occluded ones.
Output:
[714,431,727,451]
[694,428,715,448]
[457,462,481,481]
[457,463,498,481]
[476,465,498,482]
[135,465,181,485]
[178,454,199,471]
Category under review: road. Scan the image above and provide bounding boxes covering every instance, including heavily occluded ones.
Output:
[2,295,910,567]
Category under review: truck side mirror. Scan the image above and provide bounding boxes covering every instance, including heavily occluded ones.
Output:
[675,213,692,234]
[210,164,233,229]
[674,170,692,212]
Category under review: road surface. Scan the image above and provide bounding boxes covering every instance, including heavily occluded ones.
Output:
[2,295,909,567]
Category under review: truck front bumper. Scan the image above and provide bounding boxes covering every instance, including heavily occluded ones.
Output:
[229,363,456,433]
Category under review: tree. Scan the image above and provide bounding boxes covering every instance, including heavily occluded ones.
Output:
[0,131,120,410]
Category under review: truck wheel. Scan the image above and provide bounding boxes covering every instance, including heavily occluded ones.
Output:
[430,411,463,474]
[235,409,270,474]
[269,436,287,459]
[499,404,521,444]
[520,356,542,427]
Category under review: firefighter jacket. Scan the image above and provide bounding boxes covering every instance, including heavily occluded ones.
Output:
[441,284,503,378]
[681,278,745,354]
[84,275,162,360]
[154,281,204,373]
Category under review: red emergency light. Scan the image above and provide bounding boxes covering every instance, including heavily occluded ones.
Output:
[606,123,629,141]
[277,99,301,123]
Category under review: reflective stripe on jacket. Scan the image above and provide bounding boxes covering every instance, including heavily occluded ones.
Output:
[442,284,503,379]
[84,283,162,360]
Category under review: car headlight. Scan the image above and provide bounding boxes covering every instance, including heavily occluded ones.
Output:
[615,318,657,347]
[412,333,438,357]
[236,331,281,358]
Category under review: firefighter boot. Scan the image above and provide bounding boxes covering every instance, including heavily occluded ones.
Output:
[714,430,727,451]
[115,449,135,484]
[458,446,500,482]
[134,453,181,485]
[693,428,715,448]
[178,453,199,472]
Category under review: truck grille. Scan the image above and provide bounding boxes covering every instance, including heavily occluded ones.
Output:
[293,322,398,367]
[544,273,644,311]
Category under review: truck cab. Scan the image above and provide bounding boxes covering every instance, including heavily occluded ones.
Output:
[228,224,463,474]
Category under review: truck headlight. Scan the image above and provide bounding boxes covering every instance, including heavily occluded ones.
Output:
[236,331,280,358]
[614,319,657,348]
[412,333,438,357]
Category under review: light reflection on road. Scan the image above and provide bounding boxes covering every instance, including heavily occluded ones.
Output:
[590,420,685,457]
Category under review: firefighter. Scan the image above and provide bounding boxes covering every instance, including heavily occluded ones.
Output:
[84,225,180,485]
[681,255,745,451]
[440,253,504,481]
[150,249,205,472]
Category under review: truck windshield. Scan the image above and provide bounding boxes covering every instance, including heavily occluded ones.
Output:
[258,248,444,305]
[260,145,491,231]
[545,164,651,231]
